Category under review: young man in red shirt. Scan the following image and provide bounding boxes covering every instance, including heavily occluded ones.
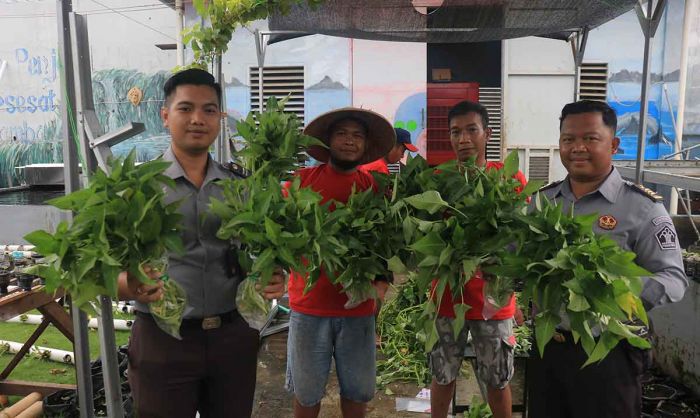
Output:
[430,101,526,418]
[285,108,396,418]
[360,127,418,174]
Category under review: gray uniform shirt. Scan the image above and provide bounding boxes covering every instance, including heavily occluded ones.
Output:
[536,168,687,319]
[135,147,242,318]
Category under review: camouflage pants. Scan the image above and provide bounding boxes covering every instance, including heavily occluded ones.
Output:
[429,317,515,389]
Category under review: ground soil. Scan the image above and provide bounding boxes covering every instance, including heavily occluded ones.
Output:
[252,330,527,418]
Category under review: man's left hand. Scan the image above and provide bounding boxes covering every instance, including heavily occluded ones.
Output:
[373,280,390,302]
[258,267,286,300]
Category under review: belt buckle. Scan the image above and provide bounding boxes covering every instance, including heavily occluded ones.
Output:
[202,316,221,330]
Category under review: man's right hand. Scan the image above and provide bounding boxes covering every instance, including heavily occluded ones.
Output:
[117,268,164,303]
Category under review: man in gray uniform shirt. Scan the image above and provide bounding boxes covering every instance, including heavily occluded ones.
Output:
[117,69,285,418]
[528,100,688,418]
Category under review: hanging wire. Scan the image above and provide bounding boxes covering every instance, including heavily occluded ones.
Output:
[86,0,177,40]
[0,4,169,19]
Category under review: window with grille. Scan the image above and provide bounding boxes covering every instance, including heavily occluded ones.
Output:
[480,87,502,161]
[250,66,305,120]
[578,63,608,102]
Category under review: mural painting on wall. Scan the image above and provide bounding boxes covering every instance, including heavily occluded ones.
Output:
[608,72,677,161]
[91,69,171,160]
[588,1,700,161]
[0,48,176,187]
[224,74,351,126]
[0,47,62,188]
[393,92,427,158]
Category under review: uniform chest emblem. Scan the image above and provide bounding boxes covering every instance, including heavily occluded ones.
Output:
[598,215,617,230]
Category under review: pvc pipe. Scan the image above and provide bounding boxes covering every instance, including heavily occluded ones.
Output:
[15,401,43,418]
[669,0,698,214]
[88,318,133,331]
[0,340,74,364]
[113,301,135,314]
[176,0,185,66]
[0,392,41,418]
[0,245,34,252]
[6,314,133,330]
[6,315,43,325]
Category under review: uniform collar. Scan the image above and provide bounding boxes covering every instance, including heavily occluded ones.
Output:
[558,167,623,204]
[162,146,227,184]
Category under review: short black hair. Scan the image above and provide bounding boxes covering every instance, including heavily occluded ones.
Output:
[327,116,369,138]
[448,100,489,128]
[559,100,617,133]
[163,68,222,106]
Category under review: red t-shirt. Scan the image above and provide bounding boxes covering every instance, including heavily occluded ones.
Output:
[287,164,377,317]
[360,158,390,174]
[433,161,528,320]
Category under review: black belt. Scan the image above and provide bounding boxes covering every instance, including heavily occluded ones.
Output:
[552,329,575,344]
[135,310,239,330]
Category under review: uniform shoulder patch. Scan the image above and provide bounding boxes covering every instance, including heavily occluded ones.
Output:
[628,183,663,202]
[539,180,563,192]
[655,225,679,250]
[226,162,250,178]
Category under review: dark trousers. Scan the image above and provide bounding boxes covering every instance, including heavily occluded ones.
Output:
[127,312,260,418]
[527,335,649,418]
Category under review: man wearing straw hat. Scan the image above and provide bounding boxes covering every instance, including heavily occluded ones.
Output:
[285,108,395,418]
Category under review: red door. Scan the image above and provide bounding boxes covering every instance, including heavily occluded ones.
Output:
[426,83,479,165]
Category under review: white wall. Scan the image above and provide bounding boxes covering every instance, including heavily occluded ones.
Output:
[503,37,575,181]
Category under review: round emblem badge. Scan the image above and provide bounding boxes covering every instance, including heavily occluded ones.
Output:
[598,215,617,230]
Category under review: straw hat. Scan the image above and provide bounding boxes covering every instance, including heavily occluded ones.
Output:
[304,107,396,164]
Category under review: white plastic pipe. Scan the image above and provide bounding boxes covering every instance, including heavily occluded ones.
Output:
[6,315,43,325]
[6,314,133,330]
[113,301,136,314]
[88,318,133,331]
[0,340,74,364]
[176,0,185,66]
[669,0,698,215]
[0,245,34,252]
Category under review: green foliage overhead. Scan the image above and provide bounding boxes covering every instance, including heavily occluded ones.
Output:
[182,0,326,70]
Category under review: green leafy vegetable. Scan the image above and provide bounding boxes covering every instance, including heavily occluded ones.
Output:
[24,150,184,313]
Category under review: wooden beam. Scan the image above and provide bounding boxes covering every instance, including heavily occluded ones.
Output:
[0,380,75,397]
[37,301,74,343]
[0,288,64,321]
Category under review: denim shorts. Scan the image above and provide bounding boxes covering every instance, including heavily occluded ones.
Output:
[285,311,376,406]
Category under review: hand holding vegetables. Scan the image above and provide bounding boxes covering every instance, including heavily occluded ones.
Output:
[256,267,286,300]
[117,269,164,303]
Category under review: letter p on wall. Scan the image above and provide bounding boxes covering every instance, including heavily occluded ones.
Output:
[15,48,29,65]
